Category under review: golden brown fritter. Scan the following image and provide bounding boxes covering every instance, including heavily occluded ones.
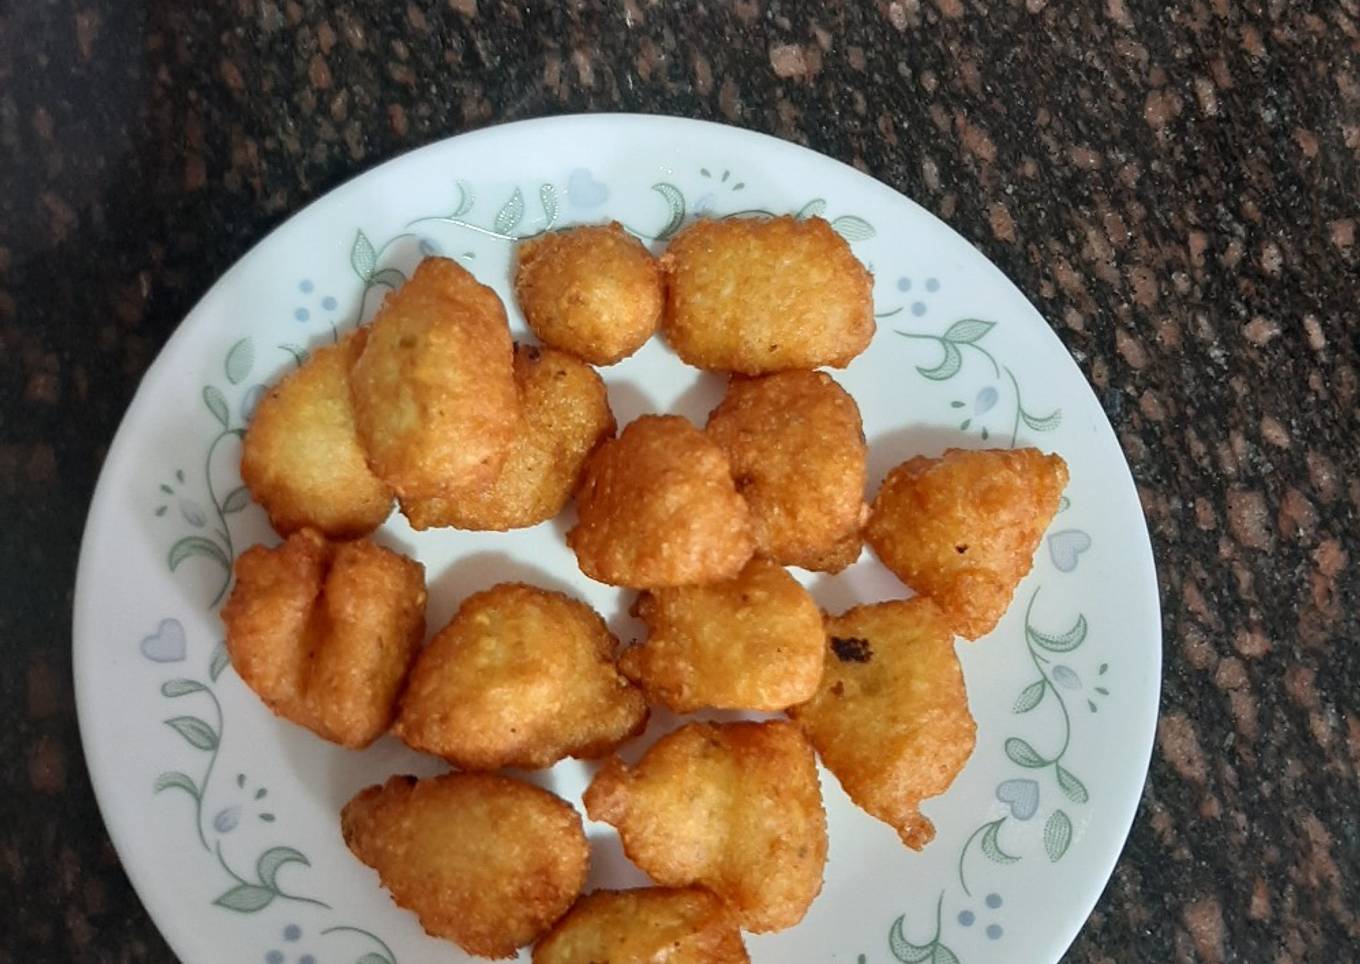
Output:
[348,257,519,501]
[584,721,827,933]
[342,773,589,960]
[659,216,874,374]
[706,370,867,571]
[400,343,615,531]
[568,415,755,589]
[864,448,1069,639]
[394,583,647,770]
[239,329,394,538]
[789,598,976,851]
[515,222,663,365]
[533,887,749,964]
[620,557,824,713]
[221,529,426,748]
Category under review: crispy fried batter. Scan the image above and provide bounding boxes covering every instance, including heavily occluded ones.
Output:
[865,448,1069,639]
[583,721,827,933]
[533,887,749,964]
[239,329,394,538]
[515,222,663,365]
[400,343,615,531]
[221,529,426,748]
[568,415,755,588]
[659,216,874,374]
[342,773,589,959]
[394,583,647,770]
[789,598,976,850]
[348,257,518,501]
[706,370,867,571]
[620,557,824,712]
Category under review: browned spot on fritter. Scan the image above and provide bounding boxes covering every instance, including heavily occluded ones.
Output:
[830,636,872,663]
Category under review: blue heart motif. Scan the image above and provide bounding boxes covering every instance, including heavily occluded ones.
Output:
[567,168,608,210]
[1047,529,1092,573]
[213,806,241,833]
[140,618,186,663]
[1052,664,1081,690]
[996,778,1040,821]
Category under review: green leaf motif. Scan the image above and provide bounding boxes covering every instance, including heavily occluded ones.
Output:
[1045,808,1073,861]
[370,267,406,290]
[278,343,308,367]
[943,318,995,344]
[165,715,219,751]
[210,641,231,681]
[1056,764,1089,803]
[153,770,199,800]
[203,385,229,428]
[168,536,230,575]
[887,916,933,963]
[452,179,475,217]
[355,955,392,964]
[161,678,207,698]
[797,198,827,220]
[494,188,525,236]
[980,819,1019,864]
[350,230,377,281]
[831,214,876,241]
[224,338,254,385]
[1013,679,1046,713]
[932,946,961,964]
[1004,736,1047,768]
[1028,614,1088,653]
[917,340,962,381]
[214,883,276,913]
[1021,407,1063,432]
[221,485,251,514]
[540,183,558,227]
[651,183,686,240]
[256,846,309,890]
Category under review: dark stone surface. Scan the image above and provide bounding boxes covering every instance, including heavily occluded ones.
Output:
[2,1,1357,961]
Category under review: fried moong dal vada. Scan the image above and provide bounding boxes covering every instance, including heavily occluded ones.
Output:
[342,772,589,959]
[789,597,976,850]
[514,222,663,365]
[394,583,647,770]
[583,720,827,933]
[221,529,426,748]
[620,557,824,712]
[659,216,874,374]
[568,414,755,588]
[401,343,615,531]
[865,447,1069,639]
[239,328,394,538]
[533,887,749,964]
[348,256,518,501]
[706,370,867,571]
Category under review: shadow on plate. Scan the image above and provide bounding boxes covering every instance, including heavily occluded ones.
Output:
[425,550,582,619]
[866,422,986,491]
[667,369,728,425]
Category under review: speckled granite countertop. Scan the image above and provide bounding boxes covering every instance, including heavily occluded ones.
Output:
[2,1,1357,961]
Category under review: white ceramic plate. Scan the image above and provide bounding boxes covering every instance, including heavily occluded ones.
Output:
[74,114,1160,964]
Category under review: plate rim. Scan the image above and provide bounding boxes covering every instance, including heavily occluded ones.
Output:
[72,111,1163,964]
